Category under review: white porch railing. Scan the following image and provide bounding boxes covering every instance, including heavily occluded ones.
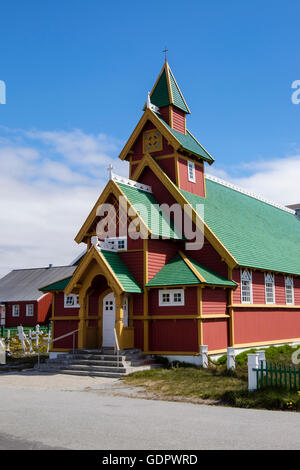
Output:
[37,328,80,369]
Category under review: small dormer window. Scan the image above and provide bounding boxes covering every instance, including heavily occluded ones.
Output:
[187,161,196,183]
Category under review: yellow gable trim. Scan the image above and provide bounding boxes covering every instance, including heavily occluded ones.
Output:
[65,246,124,296]
[74,179,151,244]
[118,108,182,161]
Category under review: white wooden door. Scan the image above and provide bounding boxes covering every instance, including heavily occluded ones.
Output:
[102,292,115,347]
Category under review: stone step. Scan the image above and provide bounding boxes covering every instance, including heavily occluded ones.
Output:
[59,369,124,378]
[49,354,128,362]
[64,364,126,373]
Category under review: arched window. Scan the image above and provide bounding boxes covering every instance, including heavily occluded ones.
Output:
[285,276,294,305]
[241,269,252,303]
[265,272,275,304]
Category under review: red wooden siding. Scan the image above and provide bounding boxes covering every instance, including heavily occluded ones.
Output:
[171,106,185,134]
[132,293,144,315]
[252,271,265,304]
[202,318,229,351]
[202,288,227,315]
[133,320,144,350]
[54,293,79,317]
[234,308,300,345]
[148,239,179,281]
[148,287,197,316]
[119,251,144,286]
[159,106,170,125]
[148,319,198,352]
[156,156,176,183]
[275,274,286,304]
[178,158,205,197]
[52,320,79,349]
[188,239,228,278]
[139,166,179,208]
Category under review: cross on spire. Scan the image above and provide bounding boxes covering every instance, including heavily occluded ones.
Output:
[107,163,114,180]
[162,47,168,63]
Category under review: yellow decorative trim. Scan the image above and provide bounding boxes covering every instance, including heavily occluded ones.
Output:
[74,178,150,244]
[179,250,206,282]
[143,129,163,154]
[65,246,124,296]
[197,286,203,348]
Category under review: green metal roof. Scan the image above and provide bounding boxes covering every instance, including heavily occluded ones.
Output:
[101,250,143,293]
[151,69,170,108]
[156,114,214,164]
[40,277,72,292]
[150,64,190,114]
[117,182,182,239]
[146,253,236,287]
[181,178,300,276]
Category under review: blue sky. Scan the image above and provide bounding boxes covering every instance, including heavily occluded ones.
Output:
[0,0,300,276]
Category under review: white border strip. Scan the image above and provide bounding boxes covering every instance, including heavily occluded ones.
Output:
[112,173,152,193]
[206,174,295,215]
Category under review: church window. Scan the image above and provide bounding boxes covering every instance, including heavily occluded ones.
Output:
[241,269,252,303]
[285,276,294,305]
[159,289,184,306]
[265,272,275,304]
[64,294,80,308]
[143,129,163,153]
[187,161,196,183]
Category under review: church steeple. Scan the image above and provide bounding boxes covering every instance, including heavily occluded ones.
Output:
[150,61,190,114]
[149,61,190,134]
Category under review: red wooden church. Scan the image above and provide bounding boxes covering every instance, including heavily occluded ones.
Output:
[41,60,300,361]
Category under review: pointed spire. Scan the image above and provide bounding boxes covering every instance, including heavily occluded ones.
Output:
[149,62,190,114]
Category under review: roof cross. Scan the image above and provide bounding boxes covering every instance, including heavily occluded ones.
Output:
[107,163,114,180]
[162,47,168,63]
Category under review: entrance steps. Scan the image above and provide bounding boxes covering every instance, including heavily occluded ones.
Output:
[36,348,161,378]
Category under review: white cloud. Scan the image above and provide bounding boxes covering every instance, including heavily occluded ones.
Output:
[208,154,300,206]
[0,128,128,279]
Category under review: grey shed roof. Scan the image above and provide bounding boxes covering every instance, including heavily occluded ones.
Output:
[0,266,77,302]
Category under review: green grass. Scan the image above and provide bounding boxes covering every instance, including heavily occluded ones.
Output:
[122,345,300,411]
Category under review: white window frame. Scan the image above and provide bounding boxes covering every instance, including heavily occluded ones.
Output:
[26,304,34,317]
[241,269,253,304]
[187,160,196,183]
[101,237,127,252]
[285,276,294,305]
[64,294,80,308]
[12,304,20,317]
[265,272,275,304]
[159,289,185,307]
